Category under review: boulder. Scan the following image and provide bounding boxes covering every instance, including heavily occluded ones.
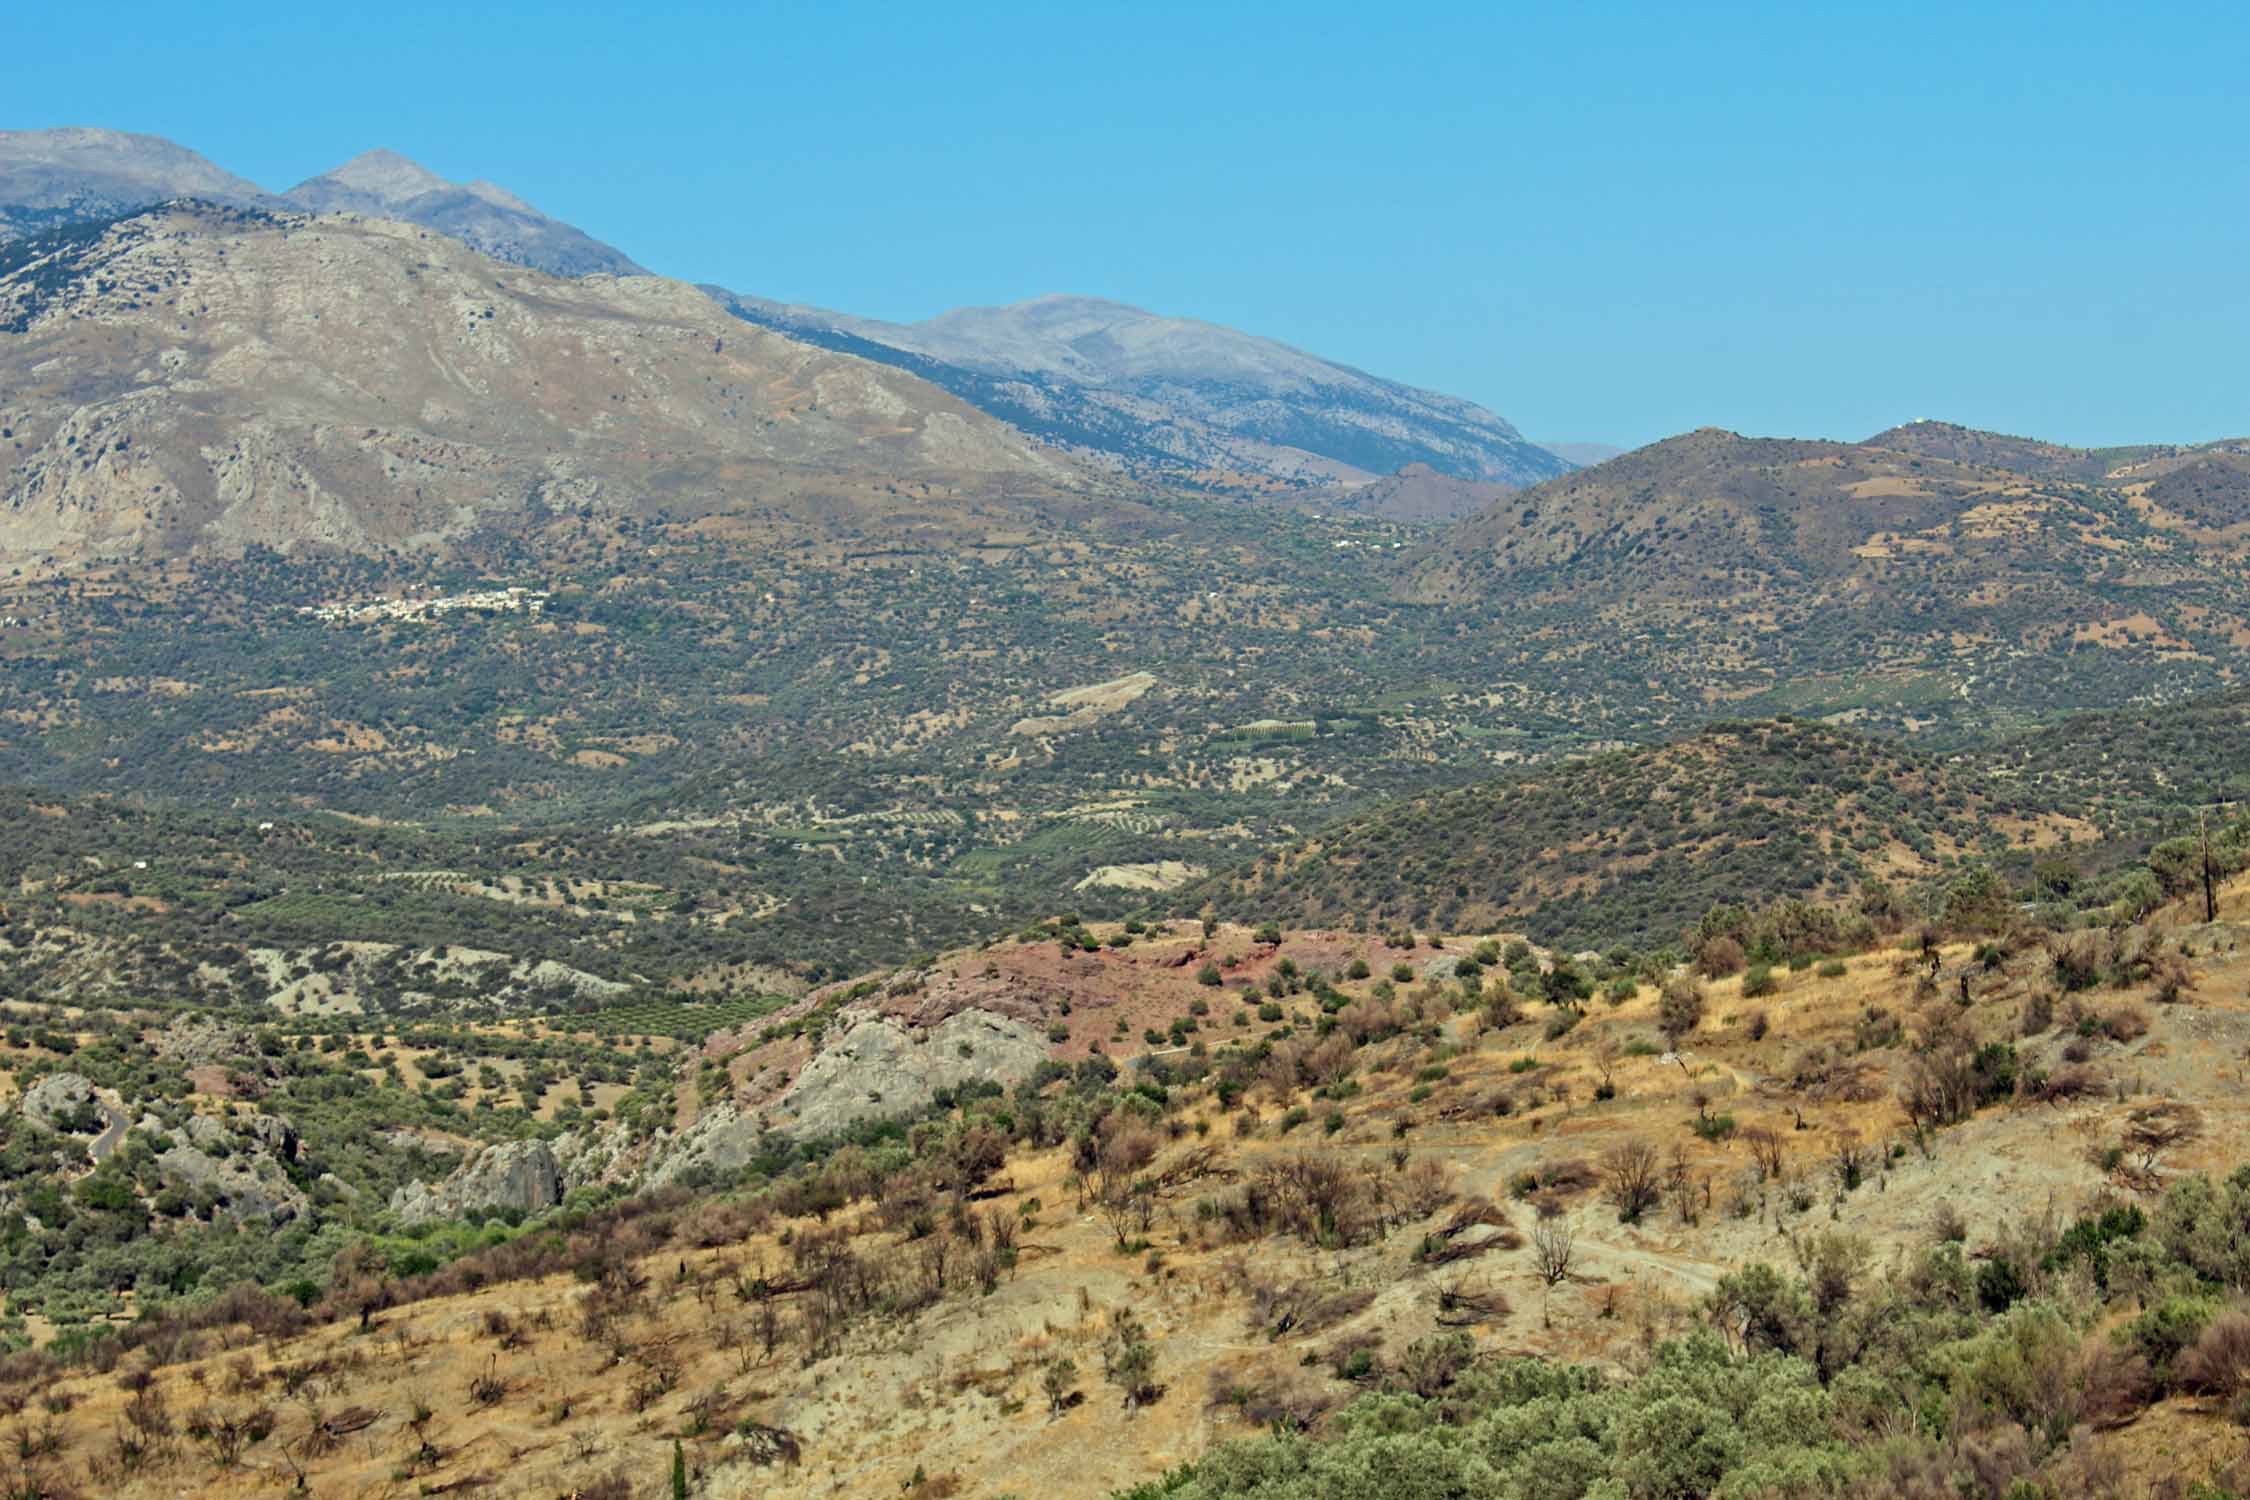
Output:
[153,1016,260,1068]
[181,1113,231,1151]
[245,1113,300,1163]
[389,1138,562,1227]
[156,1144,307,1226]
[20,1073,99,1132]
[382,1128,465,1157]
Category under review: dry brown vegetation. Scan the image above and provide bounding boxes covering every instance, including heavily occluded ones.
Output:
[3,879,2249,1497]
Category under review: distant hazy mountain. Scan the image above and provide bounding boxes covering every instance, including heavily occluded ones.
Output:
[0,127,277,238]
[0,129,644,279]
[709,289,1568,490]
[283,150,646,277]
[1285,463,1520,523]
[1536,441,1623,468]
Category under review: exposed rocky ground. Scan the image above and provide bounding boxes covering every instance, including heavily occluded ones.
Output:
[0,203,1081,562]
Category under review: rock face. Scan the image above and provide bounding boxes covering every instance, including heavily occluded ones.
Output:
[553,1121,637,1191]
[0,203,1079,564]
[283,149,646,278]
[648,1007,1051,1185]
[155,1142,307,1226]
[245,1113,301,1164]
[0,128,276,240]
[390,1139,563,1227]
[710,290,1569,489]
[19,1072,99,1131]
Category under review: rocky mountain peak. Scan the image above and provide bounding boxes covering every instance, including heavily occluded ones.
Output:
[280,150,647,277]
[291,147,453,204]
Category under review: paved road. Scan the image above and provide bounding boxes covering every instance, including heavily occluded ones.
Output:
[87,1099,129,1162]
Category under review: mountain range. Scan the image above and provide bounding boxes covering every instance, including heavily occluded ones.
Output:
[0,202,1080,563]
[0,127,644,278]
[0,126,1577,493]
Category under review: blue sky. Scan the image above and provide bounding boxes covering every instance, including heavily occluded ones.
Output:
[10,1,2246,448]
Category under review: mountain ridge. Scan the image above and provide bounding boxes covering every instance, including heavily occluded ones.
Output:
[282,147,646,276]
[712,287,1570,490]
[1,128,1565,492]
[0,126,277,238]
[0,128,645,278]
[0,202,1083,563]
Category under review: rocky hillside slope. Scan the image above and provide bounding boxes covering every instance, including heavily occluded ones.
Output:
[0,202,1082,562]
[0,129,643,279]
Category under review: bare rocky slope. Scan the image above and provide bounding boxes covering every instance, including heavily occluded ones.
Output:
[0,202,1085,563]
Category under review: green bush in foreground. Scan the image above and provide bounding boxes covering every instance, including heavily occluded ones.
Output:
[1121,1163,2250,1500]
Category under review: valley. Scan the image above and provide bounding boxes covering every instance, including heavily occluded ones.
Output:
[0,102,2248,1500]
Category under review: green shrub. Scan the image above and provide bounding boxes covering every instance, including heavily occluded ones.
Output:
[2131,1295,2217,1377]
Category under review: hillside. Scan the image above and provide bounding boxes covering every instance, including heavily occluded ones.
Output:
[1414,422,2250,607]
[1178,719,2083,948]
[6,871,2250,1498]
[0,202,1082,562]
[1978,686,2250,836]
[0,129,645,279]
[710,290,1571,489]
[1395,423,2250,735]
